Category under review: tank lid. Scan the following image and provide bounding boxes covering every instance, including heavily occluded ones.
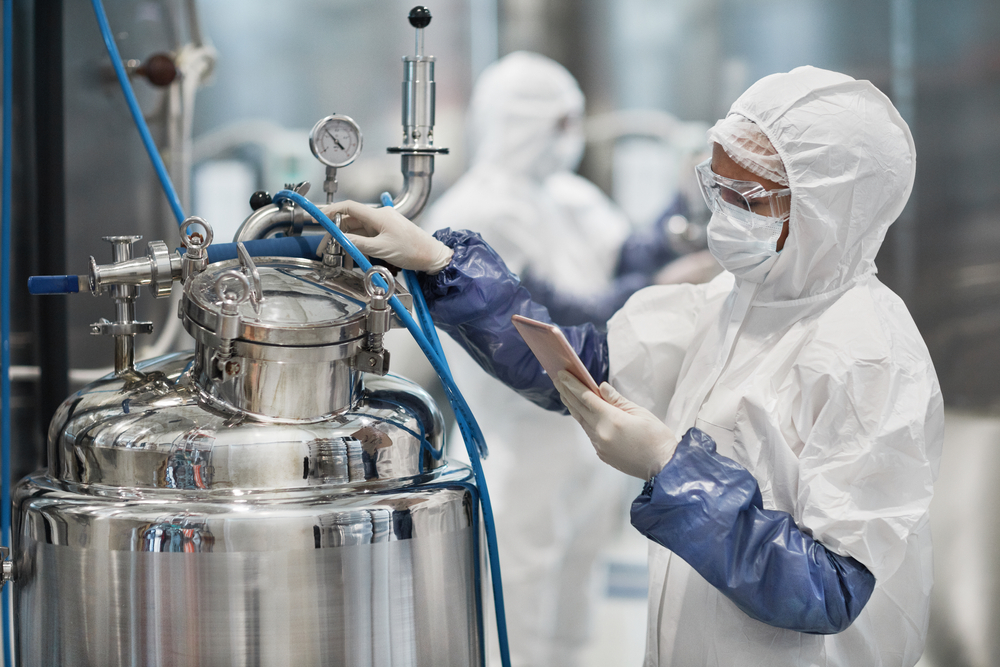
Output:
[183,258,376,346]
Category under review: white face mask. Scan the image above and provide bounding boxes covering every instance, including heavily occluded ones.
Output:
[706,200,787,283]
[553,124,585,173]
[533,121,584,177]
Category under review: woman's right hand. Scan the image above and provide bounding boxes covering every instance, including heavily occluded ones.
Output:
[555,371,678,480]
[320,200,454,274]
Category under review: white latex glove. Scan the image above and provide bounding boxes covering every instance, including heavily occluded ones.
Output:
[555,371,678,480]
[319,200,453,273]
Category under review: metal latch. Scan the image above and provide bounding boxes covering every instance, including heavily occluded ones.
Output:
[211,271,251,379]
[355,267,394,376]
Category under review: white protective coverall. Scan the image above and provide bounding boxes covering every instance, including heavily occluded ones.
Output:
[424,52,630,666]
[607,66,944,665]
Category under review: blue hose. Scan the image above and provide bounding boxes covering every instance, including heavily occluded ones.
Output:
[275,190,511,667]
[2,0,15,662]
[90,0,185,225]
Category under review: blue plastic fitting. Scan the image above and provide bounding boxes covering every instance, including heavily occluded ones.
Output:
[27,275,82,295]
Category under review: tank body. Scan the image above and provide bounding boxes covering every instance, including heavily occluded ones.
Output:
[11,256,484,666]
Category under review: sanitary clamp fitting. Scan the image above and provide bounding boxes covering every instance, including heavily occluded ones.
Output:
[0,546,13,591]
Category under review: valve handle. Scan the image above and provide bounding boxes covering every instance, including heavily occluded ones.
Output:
[408,6,431,28]
[28,274,86,294]
[135,53,178,87]
[249,190,273,211]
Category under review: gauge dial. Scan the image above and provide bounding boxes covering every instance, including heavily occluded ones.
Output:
[309,114,363,168]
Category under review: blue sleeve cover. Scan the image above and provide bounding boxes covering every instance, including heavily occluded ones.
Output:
[519,272,649,328]
[417,229,610,413]
[501,194,693,328]
[631,427,876,634]
[614,194,685,277]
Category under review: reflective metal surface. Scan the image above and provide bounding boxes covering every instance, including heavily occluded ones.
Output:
[14,477,480,666]
[183,259,369,347]
[179,257,415,419]
[15,351,483,666]
[47,353,446,490]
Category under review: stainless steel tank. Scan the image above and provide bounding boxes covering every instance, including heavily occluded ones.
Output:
[11,241,483,666]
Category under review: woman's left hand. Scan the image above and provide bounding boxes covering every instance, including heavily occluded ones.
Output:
[555,371,678,480]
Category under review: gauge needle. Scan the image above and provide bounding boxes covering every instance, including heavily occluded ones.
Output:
[325,129,345,151]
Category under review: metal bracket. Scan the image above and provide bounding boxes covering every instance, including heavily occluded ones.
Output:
[210,271,250,380]
[0,546,12,591]
[90,319,154,336]
[354,348,391,375]
[355,267,395,376]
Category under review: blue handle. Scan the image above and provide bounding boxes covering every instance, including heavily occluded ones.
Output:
[27,275,81,295]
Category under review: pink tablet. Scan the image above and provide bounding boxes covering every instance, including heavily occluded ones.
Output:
[512,314,601,395]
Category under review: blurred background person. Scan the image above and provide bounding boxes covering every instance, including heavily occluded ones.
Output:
[426,51,686,326]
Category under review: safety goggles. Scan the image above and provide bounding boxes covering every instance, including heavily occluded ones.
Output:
[695,158,791,221]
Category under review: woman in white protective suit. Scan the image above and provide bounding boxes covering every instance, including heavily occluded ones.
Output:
[421,51,683,667]
[324,66,943,666]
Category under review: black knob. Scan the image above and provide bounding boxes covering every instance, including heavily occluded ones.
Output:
[249,191,273,211]
[137,53,178,87]
[408,6,432,28]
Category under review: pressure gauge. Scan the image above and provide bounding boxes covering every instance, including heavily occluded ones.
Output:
[309,114,363,168]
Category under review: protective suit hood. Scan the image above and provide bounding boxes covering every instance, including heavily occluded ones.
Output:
[467,51,585,180]
[730,66,916,303]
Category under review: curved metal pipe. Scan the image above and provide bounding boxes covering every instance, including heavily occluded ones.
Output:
[234,154,435,243]
[391,154,434,220]
[233,204,316,243]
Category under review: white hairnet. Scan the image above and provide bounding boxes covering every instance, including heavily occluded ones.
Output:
[707,114,789,186]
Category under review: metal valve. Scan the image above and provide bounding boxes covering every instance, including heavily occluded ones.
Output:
[86,237,180,298]
[89,236,155,376]
[356,266,395,376]
[388,6,448,157]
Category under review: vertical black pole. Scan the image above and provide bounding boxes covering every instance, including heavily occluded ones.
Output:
[34,0,68,445]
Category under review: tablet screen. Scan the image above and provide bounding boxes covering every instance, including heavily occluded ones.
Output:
[512,314,601,394]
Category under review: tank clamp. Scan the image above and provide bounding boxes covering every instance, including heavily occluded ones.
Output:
[0,546,13,591]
